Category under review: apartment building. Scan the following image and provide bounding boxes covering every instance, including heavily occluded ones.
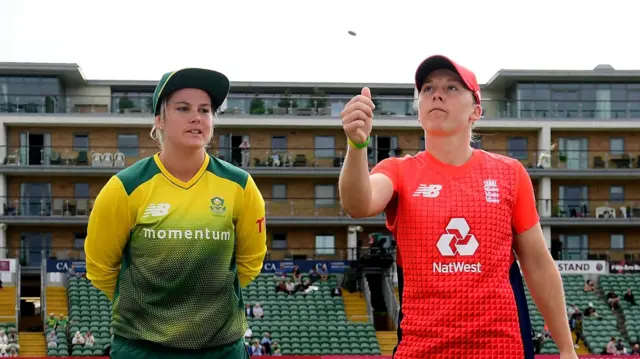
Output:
[0,62,639,280]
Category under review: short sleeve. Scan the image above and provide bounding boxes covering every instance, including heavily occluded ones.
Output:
[235,175,267,287]
[370,157,400,193]
[512,161,540,234]
[370,157,401,246]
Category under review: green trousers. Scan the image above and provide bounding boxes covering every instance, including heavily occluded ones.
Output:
[110,335,249,359]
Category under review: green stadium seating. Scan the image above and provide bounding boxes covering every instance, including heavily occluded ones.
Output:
[600,275,640,346]
[525,274,631,355]
[59,274,380,356]
[243,274,381,355]
[0,322,19,356]
[59,276,111,357]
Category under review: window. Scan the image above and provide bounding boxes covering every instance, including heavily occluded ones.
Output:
[272,136,287,152]
[314,136,335,158]
[74,183,90,199]
[74,232,86,249]
[73,133,89,151]
[611,234,624,249]
[419,136,425,151]
[314,185,335,207]
[315,234,335,255]
[507,137,528,159]
[118,134,139,157]
[272,233,287,250]
[272,184,286,201]
[610,186,624,202]
[111,92,154,114]
[610,138,624,155]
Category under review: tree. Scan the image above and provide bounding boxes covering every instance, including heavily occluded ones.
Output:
[250,94,266,115]
[307,87,327,109]
[278,89,298,108]
[118,96,135,114]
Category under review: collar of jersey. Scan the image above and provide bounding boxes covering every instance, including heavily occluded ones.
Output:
[420,148,481,176]
[153,152,210,189]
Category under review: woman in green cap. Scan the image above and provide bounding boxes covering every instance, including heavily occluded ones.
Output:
[84,68,267,359]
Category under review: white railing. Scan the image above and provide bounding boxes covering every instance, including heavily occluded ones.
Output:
[0,258,19,327]
[361,276,375,324]
[41,253,47,329]
[15,259,20,327]
[382,267,400,329]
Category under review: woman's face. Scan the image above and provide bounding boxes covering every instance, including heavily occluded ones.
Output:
[417,69,481,137]
[155,88,214,151]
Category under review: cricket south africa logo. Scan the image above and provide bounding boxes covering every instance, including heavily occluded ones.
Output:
[433,218,482,273]
[209,197,226,215]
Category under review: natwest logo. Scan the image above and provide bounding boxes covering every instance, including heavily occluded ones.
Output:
[433,218,481,273]
[436,218,479,256]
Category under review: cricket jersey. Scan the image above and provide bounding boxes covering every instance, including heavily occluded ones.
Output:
[371,149,539,359]
[85,153,267,350]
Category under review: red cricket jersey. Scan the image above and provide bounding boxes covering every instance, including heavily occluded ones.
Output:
[371,149,540,359]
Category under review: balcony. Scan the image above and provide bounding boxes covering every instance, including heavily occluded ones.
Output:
[0,146,638,179]
[540,198,640,227]
[0,145,348,178]
[0,196,385,227]
[2,94,640,128]
[0,196,639,227]
[552,248,640,262]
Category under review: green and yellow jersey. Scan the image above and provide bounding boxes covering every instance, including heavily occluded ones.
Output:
[84,153,267,350]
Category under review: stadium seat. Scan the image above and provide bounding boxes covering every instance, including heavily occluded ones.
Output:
[66,277,111,356]
[64,274,381,356]
[525,274,632,355]
[243,274,381,355]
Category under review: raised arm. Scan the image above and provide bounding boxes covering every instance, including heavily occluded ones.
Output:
[235,175,267,287]
[338,87,396,218]
[84,176,134,300]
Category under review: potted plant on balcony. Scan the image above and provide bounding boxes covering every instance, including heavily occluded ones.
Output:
[557,152,567,169]
[249,94,266,115]
[118,96,136,114]
[307,87,328,109]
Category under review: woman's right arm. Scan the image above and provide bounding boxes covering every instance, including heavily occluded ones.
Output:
[338,87,397,218]
[338,146,395,218]
[84,176,134,300]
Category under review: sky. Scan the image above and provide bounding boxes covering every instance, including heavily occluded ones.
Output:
[1,0,639,85]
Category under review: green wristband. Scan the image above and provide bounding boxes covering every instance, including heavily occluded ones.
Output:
[348,136,370,149]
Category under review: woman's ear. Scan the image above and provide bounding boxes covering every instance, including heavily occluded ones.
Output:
[469,104,483,123]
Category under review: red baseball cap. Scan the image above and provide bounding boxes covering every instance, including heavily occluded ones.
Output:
[414,55,481,104]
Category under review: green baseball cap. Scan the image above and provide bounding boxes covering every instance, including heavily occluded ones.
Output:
[152,68,230,115]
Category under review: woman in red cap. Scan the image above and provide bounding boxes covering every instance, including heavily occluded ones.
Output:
[338,55,577,359]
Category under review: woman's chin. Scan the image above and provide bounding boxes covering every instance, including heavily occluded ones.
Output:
[179,140,207,150]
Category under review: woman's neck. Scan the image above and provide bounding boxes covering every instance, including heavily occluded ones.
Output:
[425,133,474,166]
[159,146,206,182]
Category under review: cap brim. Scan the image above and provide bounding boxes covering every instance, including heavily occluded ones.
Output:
[414,55,463,91]
[156,68,230,114]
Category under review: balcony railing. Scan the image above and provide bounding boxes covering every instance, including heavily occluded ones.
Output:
[1,196,639,220]
[1,145,639,170]
[3,94,640,120]
[0,247,358,268]
[540,198,640,219]
[0,196,358,218]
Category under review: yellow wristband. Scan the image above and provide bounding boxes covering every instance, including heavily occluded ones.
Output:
[348,136,370,149]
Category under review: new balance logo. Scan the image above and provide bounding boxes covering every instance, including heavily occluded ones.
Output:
[143,203,171,218]
[412,184,442,198]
